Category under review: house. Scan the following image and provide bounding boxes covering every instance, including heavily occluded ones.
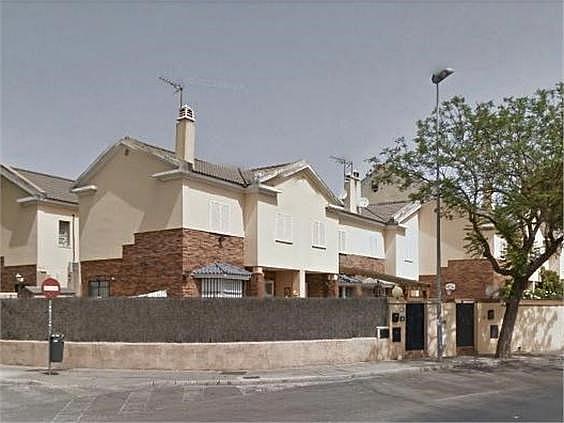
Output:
[0,165,79,293]
[361,167,563,300]
[73,104,427,298]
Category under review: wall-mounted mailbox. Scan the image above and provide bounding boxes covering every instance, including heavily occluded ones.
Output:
[392,327,401,342]
[392,313,400,323]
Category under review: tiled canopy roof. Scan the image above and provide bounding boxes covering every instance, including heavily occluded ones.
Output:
[363,201,412,223]
[191,263,252,280]
[7,167,78,204]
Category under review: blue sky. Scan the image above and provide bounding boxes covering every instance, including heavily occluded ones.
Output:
[2,1,561,193]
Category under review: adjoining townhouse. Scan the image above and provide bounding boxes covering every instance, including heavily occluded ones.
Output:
[73,104,427,298]
[0,165,79,293]
[361,168,563,301]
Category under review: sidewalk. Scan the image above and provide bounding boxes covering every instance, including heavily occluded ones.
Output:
[0,356,509,391]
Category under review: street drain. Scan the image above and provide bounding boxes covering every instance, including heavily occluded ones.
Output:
[242,375,260,379]
[220,371,247,375]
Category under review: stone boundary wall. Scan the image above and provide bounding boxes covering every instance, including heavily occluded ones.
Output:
[0,297,388,343]
[0,337,391,370]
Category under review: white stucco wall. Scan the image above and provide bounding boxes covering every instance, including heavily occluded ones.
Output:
[394,213,419,280]
[182,179,245,237]
[36,204,79,286]
[254,173,339,274]
[78,146,183,261]
[0,178,38,266]
[419,202,469,275]
[337,221,385,259]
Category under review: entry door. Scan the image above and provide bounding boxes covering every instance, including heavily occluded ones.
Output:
[405,303,425,351]
[456,303,475,347]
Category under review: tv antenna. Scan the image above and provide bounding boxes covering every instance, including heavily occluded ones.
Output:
[330,155,353,182]
[159,76,184,107]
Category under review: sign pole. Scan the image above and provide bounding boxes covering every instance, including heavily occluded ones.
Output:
[48,298,52,375]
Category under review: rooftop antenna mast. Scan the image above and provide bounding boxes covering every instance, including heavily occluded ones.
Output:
[330,155,353,182]
[159,76,184,108]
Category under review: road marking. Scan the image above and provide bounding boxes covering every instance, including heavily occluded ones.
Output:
[434,389,506,402]
[51,396,95,422]
[119,390,151,414]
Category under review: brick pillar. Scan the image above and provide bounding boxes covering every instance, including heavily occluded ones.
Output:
[354,285,363,298]
[247,267,265,298]
[325,274,339,297]
[182,275,200,297]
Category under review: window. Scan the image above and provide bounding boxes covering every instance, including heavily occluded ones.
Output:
[201,278,244,298]
[58,221,70,247]
[312,221,326,248]
[88,279,110,297]
[265,280,274,297]
[209,200,230,234]
[338,230,347,252]
[275,213,293,244]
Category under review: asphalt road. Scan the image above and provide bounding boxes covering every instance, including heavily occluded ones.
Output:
[1,359,562,422]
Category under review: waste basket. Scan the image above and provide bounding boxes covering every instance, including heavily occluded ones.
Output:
[49,333,64,363]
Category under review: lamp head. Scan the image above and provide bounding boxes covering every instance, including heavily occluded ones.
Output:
[431,68,455,84]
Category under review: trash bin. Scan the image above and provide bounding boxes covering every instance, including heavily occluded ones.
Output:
[49,333,64,363]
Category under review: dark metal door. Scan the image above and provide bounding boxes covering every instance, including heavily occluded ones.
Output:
[456,303,475,347]
[405,303,425,350]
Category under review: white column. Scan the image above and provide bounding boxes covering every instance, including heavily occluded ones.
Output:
[298,269,306,298]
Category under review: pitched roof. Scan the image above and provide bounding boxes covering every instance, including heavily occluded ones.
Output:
[119,137,256,187]
[191,263,252,280]
[364,201,412,223]
[2,165,77,205]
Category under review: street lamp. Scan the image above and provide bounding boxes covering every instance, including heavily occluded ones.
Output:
[431,67,454,361]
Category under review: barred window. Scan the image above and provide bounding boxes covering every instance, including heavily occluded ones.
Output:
[201,278,244,298]
[88,279,110,297]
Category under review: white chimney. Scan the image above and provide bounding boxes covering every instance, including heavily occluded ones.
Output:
[344,170,361,213]
[175,105,195,164]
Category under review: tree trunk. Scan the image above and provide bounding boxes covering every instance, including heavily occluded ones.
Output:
[495,277,526,358]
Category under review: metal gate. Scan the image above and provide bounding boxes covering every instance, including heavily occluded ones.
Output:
[405,303,425,351]
[456,303,475,348]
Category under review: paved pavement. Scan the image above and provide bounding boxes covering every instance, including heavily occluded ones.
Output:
[1,355,562,421]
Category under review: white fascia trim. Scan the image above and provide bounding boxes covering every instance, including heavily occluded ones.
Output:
[71,185,98,194]
[17,196,78,209]
[1,166,44,196]
[393,202,421,224]
[245,184,281,196]
[152,169,247,193]
[327,205,387,229]
[16,196,40,204]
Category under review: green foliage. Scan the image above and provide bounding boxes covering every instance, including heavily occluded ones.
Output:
[501,269,563,300]
[370,83,563,296]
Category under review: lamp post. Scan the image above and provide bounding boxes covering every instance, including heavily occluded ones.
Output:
[431,67,454,360]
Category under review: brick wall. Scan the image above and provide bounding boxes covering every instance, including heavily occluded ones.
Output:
[80,228,245,297]
[339,253,385,275]
[422,258,507,300]
[0,256,37,292]
[306,273,338,297]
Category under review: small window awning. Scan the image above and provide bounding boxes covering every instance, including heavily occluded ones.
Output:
[191,263,252,280]
[338,274,364,285]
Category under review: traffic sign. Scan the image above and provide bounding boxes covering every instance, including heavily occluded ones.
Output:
[41,278,60,299]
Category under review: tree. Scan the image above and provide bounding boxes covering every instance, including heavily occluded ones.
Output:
[370,84,563,358]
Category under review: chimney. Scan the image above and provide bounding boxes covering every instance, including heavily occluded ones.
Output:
[344,170,361,213]
[175,104,196,164]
